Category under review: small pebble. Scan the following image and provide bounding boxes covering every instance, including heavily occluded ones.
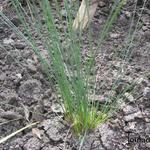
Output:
[124,92,134,102]
[143,87,150,99]
[3,38,14,45]
[14,43,26,50]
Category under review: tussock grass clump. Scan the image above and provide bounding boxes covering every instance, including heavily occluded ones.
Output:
[0,0,144,136]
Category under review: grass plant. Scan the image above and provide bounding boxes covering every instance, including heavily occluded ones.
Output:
[0,0,147,138]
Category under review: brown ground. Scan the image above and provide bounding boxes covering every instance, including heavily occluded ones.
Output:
[0,0,150,149]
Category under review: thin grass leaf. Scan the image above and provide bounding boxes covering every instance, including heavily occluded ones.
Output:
[0,122,39,144]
